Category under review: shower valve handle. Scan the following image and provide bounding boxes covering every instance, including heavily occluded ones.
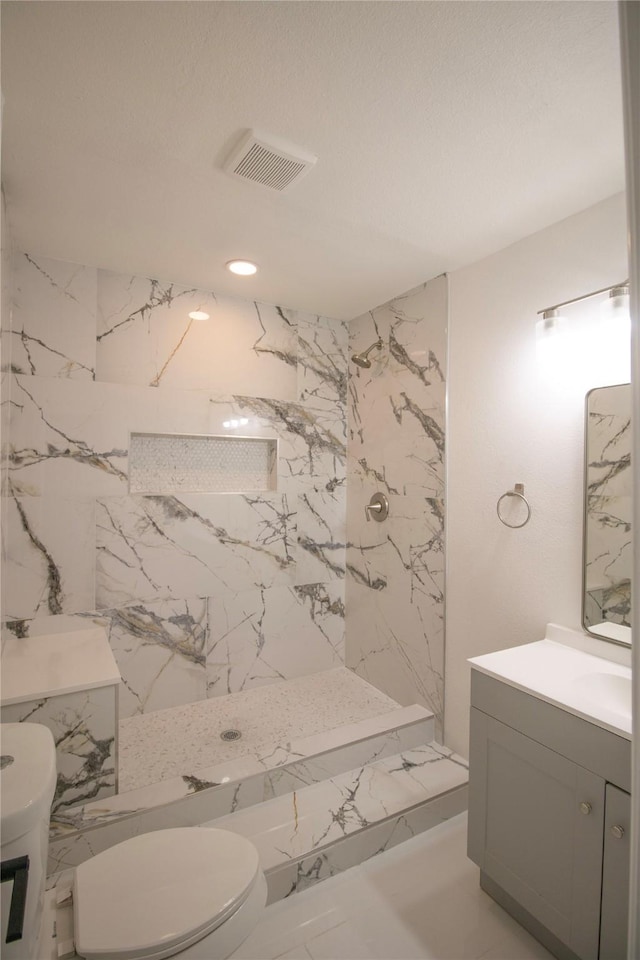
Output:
[365,493,389,523]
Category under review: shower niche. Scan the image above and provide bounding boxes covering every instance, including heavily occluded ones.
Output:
[129,432,278,494]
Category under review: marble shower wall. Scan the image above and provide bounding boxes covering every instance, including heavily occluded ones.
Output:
[346,275,447,736]
[1,684,117,814]
[2,253,347,715]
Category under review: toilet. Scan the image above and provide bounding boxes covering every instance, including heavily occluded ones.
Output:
[0,723,266,960]
[69,828,267,960]
[1,723,57,960]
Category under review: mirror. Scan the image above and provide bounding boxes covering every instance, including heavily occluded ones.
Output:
[583,383,632,645]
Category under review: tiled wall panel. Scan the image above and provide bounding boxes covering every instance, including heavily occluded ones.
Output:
[1,254,347,715]
[1,684,117,813]
[346,276,447,736]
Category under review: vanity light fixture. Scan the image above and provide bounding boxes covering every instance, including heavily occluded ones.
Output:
[537,280,631,386]
[188,310,210,321]
[538,280,629,321]
[226,260,258,276]
[608,284,630,309]
[600,284,631,328]
[535,307,568,367]
[536,307,565,337]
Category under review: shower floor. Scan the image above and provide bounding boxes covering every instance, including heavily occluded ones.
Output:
[118,667,400,792]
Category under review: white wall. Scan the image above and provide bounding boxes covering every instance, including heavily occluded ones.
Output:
[445,192,629,757]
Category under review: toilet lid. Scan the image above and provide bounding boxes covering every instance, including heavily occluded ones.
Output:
[73,828,260,960]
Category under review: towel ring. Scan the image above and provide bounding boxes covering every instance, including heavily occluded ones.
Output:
[497,483,531,528]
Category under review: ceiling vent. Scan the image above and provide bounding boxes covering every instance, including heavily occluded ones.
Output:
[223,130,317,192]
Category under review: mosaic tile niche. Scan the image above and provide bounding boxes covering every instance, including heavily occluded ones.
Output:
[128,433,278,494]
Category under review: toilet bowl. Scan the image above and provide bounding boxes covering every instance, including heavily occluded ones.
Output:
[1,720,266,960]
[70,827,267,960]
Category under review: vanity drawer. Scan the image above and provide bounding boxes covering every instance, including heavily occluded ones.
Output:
[470,671,631,791]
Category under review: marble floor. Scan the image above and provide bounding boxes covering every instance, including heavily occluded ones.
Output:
[119,667,400,791]
[229,813,554,960]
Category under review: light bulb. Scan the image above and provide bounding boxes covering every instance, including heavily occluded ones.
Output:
[535,308,567,342]
[226,260,258,276]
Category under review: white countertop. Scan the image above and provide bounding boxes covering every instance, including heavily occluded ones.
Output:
[469,631,632,740]
[1,628,120,706]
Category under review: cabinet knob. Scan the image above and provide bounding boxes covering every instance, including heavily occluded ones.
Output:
[610,824,625,840]
[579,802,592,815]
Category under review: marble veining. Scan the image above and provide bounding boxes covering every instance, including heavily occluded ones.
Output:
[3,579,346,724]
[48,696,434,845]
[296,489,346,584]
[585,383,631,628]
[96,271,298,398]
[8,492,64,614]
[230,395,346,492]
[297,312,349,408]
[209,741,468,872]
[3,251,350,722]
[9,253,97,381]
[268,788,468,902]
[6,375,128,497]
[346,276,447,735]
[103,598,208,717]
[46,731,464,901]
[97,277,198,344]
[206,582,344,697]
[3,494,96,621]
[0,685,117,814]
[251,303,297,370]
[95,493,296,609]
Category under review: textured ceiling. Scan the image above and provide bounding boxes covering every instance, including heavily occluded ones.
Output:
[0,1,626,319]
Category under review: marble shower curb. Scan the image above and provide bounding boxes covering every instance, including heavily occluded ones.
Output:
[47,704,434,874]
[48,740,468,914]
[205,740,469,903]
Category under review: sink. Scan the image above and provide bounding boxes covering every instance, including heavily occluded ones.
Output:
[572,672,632,721]
[469,633,633,738]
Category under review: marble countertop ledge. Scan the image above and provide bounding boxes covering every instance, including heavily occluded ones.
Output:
[1,628,120,705]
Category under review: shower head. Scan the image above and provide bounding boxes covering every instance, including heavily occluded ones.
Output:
[351,339,383,368]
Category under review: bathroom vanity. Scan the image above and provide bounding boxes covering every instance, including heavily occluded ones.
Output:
[467,627,631,960]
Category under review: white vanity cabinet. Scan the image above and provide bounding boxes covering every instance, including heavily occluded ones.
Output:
[468,670,631,960]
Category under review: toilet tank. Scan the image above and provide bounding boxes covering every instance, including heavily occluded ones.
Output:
[1,723,56,960]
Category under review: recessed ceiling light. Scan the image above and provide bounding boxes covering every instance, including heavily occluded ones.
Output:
[188,310,210,321]
[226,260,258,276]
